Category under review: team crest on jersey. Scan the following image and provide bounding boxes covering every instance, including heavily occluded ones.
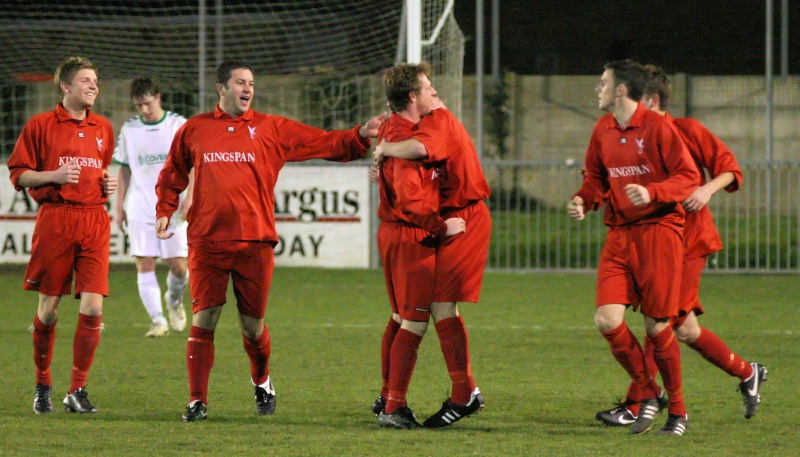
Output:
[96,138,104,152]
[227,126,235,132]
[248,126,256,139]
[619,137,626,144]
[635,138,644,155]
[78,132,85,138]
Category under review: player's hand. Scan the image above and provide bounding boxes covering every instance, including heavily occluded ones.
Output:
[368,164,380,183]
[430,97,447,111]
[567,196,585,220]
[53,158,81,185]
[156,216,174,239]
[682,185,712,212]
[102,170,118,195]
[359,112,387,139]
[624,184,651,207]
[117,210,128,233]
[373,139,387,166]
[444,217,466,236]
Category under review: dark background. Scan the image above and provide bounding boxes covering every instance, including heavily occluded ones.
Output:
[453,0,800,75]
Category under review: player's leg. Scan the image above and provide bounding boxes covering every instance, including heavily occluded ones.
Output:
[136,256,169,337]
[129,220,169,336]
[232,241,276,416]
[182,243,230,422]
[373,313,401,414]
[379,319,427,429]
[32,293,61,414]
[422,301,484,428]
[376,224,434,428]
[635,225,687,435]
[375,223,402,414]
[163,221,189,331]
[65,207,110,413]
[26,204,76,414]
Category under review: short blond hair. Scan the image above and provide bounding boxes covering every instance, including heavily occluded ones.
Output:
[54,56,97,96]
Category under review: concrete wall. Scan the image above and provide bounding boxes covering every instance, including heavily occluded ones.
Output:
[469,74,800,165]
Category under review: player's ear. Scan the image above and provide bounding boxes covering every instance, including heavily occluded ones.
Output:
[215,83,225,97]
[60,82,70,95]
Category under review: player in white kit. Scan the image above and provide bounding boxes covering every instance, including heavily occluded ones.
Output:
[114,77,191,337]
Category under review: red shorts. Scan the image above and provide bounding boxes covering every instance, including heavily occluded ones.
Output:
[674,255,707,328]
[188,241,275,319]
[434,201,491,303]
[596,224,683,319]
[25,203,110,298]
[377,221,437,322]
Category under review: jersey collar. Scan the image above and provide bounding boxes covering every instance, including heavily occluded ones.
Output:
[214,105,255,122]
[54,103,99,126]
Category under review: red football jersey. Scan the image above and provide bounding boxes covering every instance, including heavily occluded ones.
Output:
[668,113,743,258]
[376,114,446,238]
[156,106,370,244]
[8,103,115,205]
[575,104,700,231]
[412,109,491,212]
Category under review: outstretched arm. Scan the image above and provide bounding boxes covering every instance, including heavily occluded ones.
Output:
[373,138,428,165]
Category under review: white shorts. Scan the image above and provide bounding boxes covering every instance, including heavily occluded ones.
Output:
[128,219,188,259]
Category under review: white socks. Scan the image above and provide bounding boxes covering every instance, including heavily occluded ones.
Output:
[137,271,166,324]
[166,271,188,305]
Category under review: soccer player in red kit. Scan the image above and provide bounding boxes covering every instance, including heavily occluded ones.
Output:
[567,59,700,436]
[374,75,492,429]
[155,61,386,422]
[371,62,466,429]
[7,56,118,414]
[595,64,767,427]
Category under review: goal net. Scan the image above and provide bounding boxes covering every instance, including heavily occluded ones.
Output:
[0,0,465,159]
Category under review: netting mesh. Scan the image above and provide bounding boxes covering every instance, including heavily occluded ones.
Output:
[0,0,465,158]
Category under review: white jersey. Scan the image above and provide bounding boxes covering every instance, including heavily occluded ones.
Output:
[114,111,187,222]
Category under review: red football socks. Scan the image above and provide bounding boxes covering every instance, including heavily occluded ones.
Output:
[187,326,216,405]
[385,328,422,414]
[649,326,686,417]
[690,327,753,381]
[601,322,660,401]
[380,318,401,398]
[243,324,272,386]
[435,316,476,405]
[32,315,56,386]
[70,313,102,393]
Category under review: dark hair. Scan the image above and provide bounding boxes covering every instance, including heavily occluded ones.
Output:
[643,64,670,110]
[215,61,253,86]
[54,56,96,96]
[130,76,160,100]
[383,62,432,113]
[603,59,647,102]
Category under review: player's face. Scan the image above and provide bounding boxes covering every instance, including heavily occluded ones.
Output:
[219,68,254,117]
[63,69,99,109]
[596,69,617,112]
[414,74,438,116]
[133,93,164,123]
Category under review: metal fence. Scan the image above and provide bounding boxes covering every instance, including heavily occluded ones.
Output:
[482,161,800,273]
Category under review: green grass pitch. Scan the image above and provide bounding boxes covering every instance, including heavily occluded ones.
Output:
[0,265,797,456]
